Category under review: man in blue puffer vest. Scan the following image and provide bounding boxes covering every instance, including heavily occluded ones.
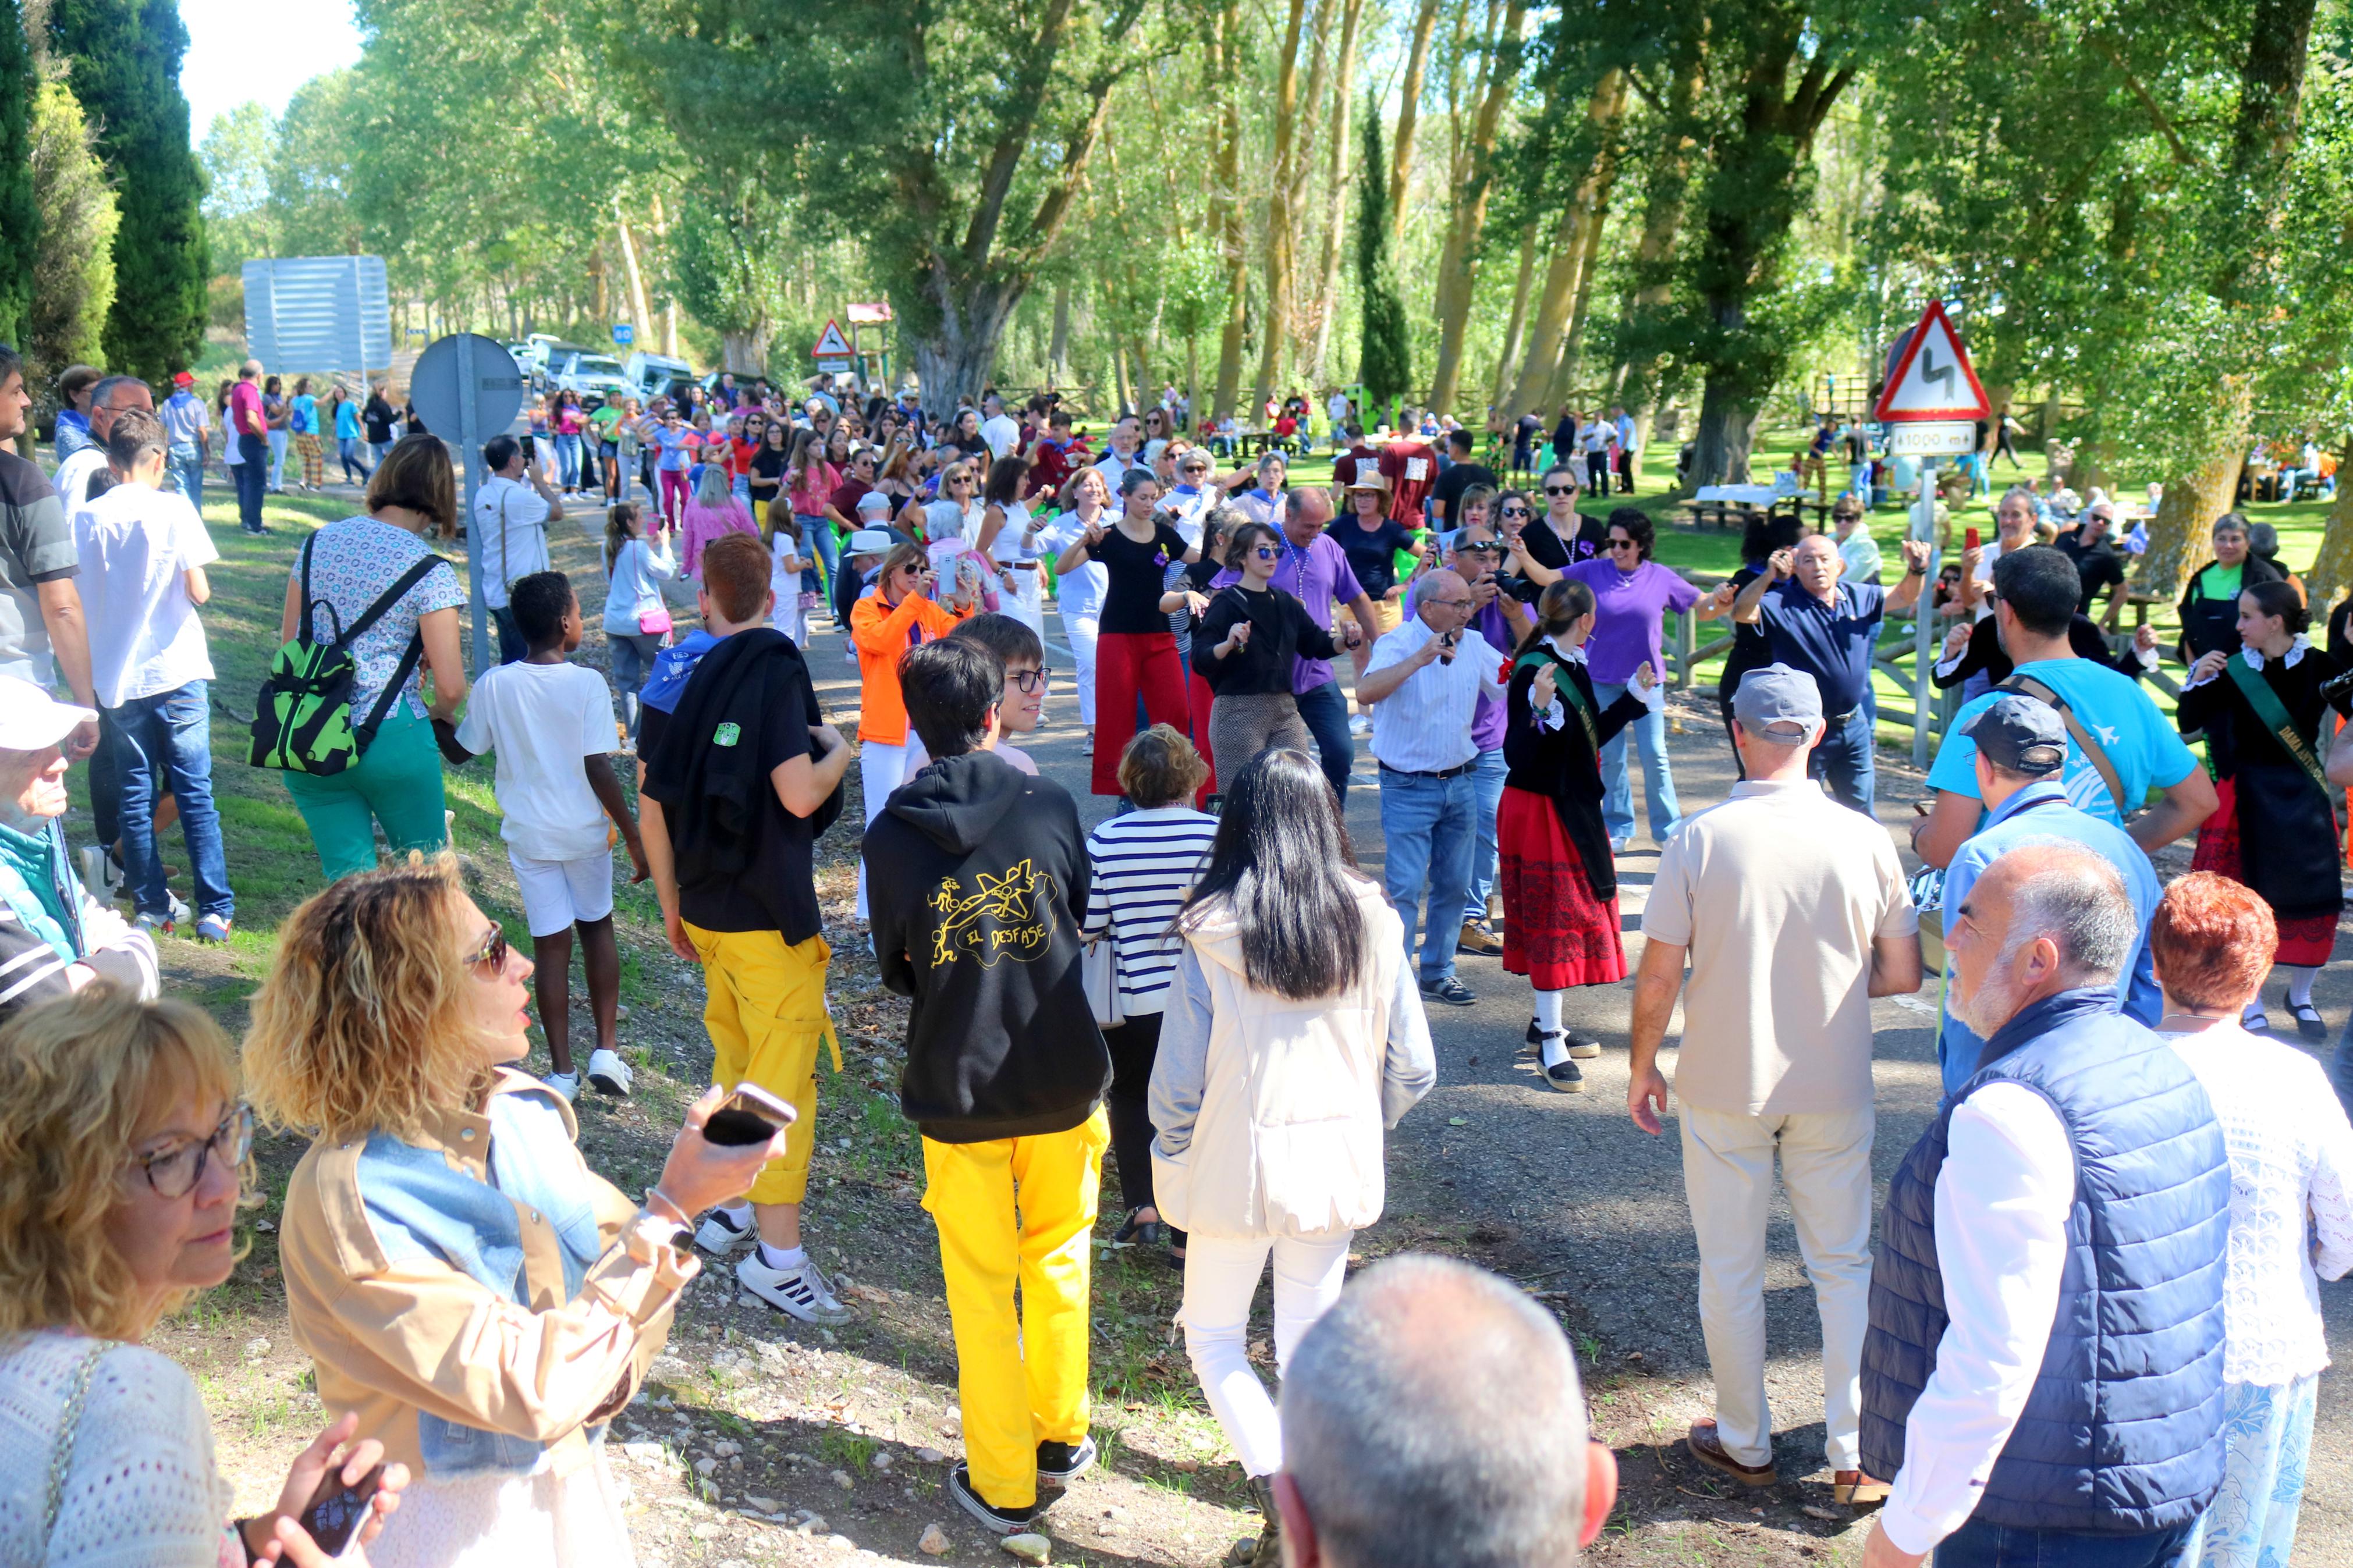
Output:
[1858,841,2230,1568]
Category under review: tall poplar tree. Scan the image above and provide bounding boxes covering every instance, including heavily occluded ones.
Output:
[1357,102,1412,424]
[0,0,38,349]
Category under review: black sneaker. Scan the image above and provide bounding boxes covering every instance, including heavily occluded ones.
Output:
[949,1463,1040,1534]
[1037,1434,1096,1485]
[1420,975,1477,1008]
[1110,1210,1164,1249]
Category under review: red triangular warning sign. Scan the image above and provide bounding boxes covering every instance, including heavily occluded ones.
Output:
[1873,300,1990,423]
[812,320,852,358]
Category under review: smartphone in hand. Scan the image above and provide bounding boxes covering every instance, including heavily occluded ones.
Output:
[702,1082,797,1147]
[297,1463,386,1559]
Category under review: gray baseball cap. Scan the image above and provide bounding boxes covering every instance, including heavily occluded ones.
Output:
[1732,664,1824,742]
[1960,694,2067,774]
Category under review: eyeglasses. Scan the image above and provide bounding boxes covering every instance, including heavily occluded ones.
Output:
[1251,545,1280,560]
[1460,543,1502,556]
[133,1103,254,1200]
[1500,505,1530,517]
[1010,667,1055,693]
[466,922,510,975]
[1181,465,1209,475]
[949,475,973,485]
[1544,485,1577,497]
[1427,597,1472,611]
[1608,538,1639,552]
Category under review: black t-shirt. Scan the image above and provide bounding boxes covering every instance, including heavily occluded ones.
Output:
[1336,517,1416,601]
[1429,462,1499,524]
[1504,512,1606,601]
[749,447,786,492]
[363,397,395,443]
[654,646,819,939]
[2056,531,2126,609]
[1088,523,1190,634]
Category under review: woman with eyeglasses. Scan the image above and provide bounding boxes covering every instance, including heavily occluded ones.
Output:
[1193,520,1339,782]
[979,454,1048,636]
[0,987,409,1566]
[1039,466,1116,740]
[248,858,789,1566]
[1058,470,1202,797]
[851,543,977,909]
[1162,445,1220,548]
[1224,451,1289,527]
[1507,465,1607,592]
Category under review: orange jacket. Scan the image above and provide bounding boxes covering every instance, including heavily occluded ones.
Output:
[850,589,971,745]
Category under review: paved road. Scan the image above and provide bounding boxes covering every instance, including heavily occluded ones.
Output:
[721,563,2353,1552]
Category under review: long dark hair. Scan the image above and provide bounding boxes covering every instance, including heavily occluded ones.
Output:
[1514,577,1596,657]
[1178,748,1367,1000]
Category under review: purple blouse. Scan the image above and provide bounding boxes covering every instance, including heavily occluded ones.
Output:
[1566,558,1700,686]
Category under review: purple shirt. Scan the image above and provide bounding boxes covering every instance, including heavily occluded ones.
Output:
[1566,559,1699,685]
[1405,574,1512,751]
[1211,529,1365,694]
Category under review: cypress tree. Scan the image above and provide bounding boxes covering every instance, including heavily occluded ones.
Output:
[1355,97,1412,426]
[51,0,207,383]
[0,0,38,348]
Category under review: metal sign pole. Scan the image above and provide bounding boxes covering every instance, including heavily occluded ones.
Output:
[458,335,488,673]
[1911,456,1940,769]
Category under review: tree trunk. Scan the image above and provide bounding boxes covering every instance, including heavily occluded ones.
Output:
[2142,379,2254,599]
[911,278,1023,414]
[1210,0,1247,418]
[1550,174,1613,406]
[1487,219,1538,411]
[1250,0,1311,424]
[1506,70,1624,418]
[1616,46,1701,437]
[1308,0,1366,385]
[1049,279,1072,386]
[2305,436,2353,609]
[1692,375,1758,488]
[1386,0,1443,252]
[1425,0,1529,417]
[721,329,768,374]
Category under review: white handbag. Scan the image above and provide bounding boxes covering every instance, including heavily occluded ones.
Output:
[1082,932,1125,1029]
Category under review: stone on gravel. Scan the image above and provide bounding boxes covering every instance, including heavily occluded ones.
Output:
[832,1468,856,1489]
[1801,1505,1842,1521]
[918,1525,950,1555]
[695,1457,719,1477]
[691,1522,723,1539]
[1001,1533,1050,1563]
[746,1496,780,1514]
[914,1446,946,1464]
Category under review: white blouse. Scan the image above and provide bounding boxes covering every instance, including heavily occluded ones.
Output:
[2163,1021,2353,1385]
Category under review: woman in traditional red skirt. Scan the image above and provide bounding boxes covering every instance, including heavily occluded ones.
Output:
[1501,578,1658,1091]
[2176,578,2348,1037]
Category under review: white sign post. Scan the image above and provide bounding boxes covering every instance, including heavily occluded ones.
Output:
[409,334,527,671]
[1874,300,1991,767]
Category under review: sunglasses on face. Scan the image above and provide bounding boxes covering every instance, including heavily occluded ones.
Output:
[1500,505,1529,517]
[1545,486,1577,497]
[467,922,510,975]
[133,1103,255,1200]
[1461,543,1502,556]
[1609,538,1639,551]
[1251,545,1280,560]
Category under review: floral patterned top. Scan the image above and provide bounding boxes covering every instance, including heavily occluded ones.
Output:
[294,515,466,723]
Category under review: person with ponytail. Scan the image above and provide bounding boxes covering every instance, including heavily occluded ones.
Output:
[1500,578,1658,1092]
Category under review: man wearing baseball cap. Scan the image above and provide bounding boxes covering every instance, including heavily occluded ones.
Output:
[0,675,159,1022]
[1627,664,1921,1506]
[1930,694,2162,1094]
[160,370,211,506]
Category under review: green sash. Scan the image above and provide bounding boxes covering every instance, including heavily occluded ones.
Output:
[1514,648,1597,752]
[2224,652,2333,800]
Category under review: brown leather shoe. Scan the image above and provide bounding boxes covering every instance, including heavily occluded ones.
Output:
[1687,1419,1777,1488]
[1456,920,1504,956]
[1834,1469,1891,1507]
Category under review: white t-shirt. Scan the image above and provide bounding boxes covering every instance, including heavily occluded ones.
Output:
[979,413,1021,460]
[475,474,557,609]
[72,483,219,707]
[51,447,108,512]
[1327,392,1350,425]
[453,660,619,862]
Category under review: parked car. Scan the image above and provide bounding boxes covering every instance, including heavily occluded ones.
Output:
[624,351,698,408]
[542,343,634,408]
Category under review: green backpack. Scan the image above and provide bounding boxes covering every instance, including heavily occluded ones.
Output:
[249,534,445,775]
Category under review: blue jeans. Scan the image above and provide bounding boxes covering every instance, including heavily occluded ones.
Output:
[796,513,837,599]
[1595,681,1678,843]
[1294,678,1354,799]
[491,605,528,666]
[1811,706,1876,815]
[105,680,232,922]
[553,431,582,488]
[166,443,203,507]
[608,630,661,742]
[1464,745,1507,923]
[1934,1517,2194,1568]
[337,436,371,482]
[1377,765,1477,986]
[235,432,268,531]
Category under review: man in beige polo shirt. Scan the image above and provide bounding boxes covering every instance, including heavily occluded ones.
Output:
[1626,664,1922,1507]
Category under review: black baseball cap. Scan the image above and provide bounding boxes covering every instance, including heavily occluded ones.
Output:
[1960,695,2067,775]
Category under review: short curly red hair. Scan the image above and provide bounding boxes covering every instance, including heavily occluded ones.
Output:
[2148,872,2276,1010]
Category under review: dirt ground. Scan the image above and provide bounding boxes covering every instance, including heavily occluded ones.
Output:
[142,505,2353,1568]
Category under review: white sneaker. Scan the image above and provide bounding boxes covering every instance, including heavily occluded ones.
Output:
[736,1251,856,1324]
[544,1071,580,1101]
[1348,714,1371,738]
[586,1048,633,1097]
[77,845,123,900]
[694,1205,756,1255]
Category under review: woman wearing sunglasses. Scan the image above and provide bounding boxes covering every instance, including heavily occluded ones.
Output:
[1192,520,1340,784]
[0,988,409,1566]
[247,858,789,1566]
[1507,466,1607,591]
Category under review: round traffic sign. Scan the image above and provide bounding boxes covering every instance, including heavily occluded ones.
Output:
[407,333,526,442]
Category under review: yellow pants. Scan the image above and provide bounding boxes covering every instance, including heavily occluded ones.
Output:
[684,923,837,1206]
[921,1111,1109,1511]
[1369,596,1404,635]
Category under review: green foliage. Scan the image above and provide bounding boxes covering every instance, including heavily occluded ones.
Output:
[0,0,37,348]
[26,80,119,390]
[1356,102,1412,418]
[669,182,795,367]
[52,0,209,382]
[198,101,275,273]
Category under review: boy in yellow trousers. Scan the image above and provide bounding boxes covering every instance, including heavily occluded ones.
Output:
[865,637,1112,1533]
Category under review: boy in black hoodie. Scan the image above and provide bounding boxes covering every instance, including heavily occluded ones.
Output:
[865,637,1110,1534]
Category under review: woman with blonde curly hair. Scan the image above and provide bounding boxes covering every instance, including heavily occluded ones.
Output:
[0,987,406,1566]
[246,856,789,1566]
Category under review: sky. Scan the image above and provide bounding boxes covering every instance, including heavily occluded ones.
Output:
[178,0,363,144]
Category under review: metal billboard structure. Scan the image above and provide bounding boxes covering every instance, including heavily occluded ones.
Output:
[240,256,393,375]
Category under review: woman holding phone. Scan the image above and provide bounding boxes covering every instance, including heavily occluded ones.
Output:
[247,858,790,1566]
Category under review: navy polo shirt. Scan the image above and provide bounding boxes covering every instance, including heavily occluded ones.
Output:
[1756,580,1886,716]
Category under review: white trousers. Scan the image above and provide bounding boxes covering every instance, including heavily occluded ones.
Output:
[1677,1105,1875,1471]
[1065,613,1101,728]
[855,741,909,920]
[1179,1228,1353,1479]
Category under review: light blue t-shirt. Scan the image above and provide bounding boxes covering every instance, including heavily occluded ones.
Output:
[1926,656,2198,827]
[1935,778,2163,1093]
[334,399,362,440]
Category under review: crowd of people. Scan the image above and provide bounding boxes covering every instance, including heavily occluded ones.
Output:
[4,332,2353,1568]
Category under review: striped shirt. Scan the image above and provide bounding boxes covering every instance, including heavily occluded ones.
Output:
[1081,806,1219,1014]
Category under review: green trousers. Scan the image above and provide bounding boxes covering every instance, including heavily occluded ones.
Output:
[282,705,450,881]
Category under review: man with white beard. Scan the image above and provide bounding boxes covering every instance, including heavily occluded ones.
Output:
[1857,842,2231,1568]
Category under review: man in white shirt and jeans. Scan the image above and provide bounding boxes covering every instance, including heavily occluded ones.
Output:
[475,432,564,664]
[1357,571,1504,1008]
[1627,664,1920,1508]
[977,392,1020,461]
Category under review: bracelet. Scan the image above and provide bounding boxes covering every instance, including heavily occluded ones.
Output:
[644,1185,690,1225]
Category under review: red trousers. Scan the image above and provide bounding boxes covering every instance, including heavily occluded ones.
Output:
[1187,667,1218,806]
[1091,631,1190,795]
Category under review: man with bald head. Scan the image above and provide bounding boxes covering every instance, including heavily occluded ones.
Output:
[1276,1256,1616,1568]
[1731,529,1930,814]
[1859,843,2230,1567]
